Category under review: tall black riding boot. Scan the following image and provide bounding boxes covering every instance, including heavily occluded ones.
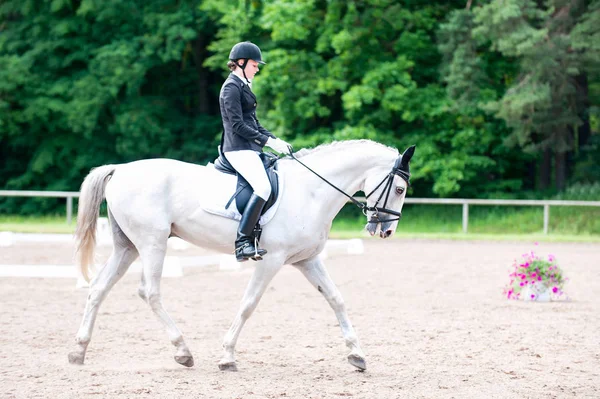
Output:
[235,194,268,261]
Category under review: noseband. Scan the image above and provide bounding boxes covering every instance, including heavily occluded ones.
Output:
[287,151,410,224]
[363,162,410,223]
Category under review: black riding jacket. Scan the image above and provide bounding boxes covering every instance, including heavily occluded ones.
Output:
[219,73,275,152]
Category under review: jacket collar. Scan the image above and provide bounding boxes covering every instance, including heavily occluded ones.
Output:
[230,73,249,85]
[229,73,256,99]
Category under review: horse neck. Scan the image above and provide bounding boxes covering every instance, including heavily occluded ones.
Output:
[287,142,397,224]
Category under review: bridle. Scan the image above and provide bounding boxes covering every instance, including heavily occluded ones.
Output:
[286,146,414,224]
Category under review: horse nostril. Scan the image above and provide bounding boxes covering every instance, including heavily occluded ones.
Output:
[384,229,393,238]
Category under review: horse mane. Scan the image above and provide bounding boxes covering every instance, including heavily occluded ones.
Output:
[292,139,398,159]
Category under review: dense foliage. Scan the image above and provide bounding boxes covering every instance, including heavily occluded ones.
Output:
[1,0,599,214]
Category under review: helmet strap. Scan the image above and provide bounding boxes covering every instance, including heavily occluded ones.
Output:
[238,59,252,84]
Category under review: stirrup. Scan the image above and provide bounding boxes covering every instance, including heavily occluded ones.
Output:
[234,242,267,262]
[250,237,263,261]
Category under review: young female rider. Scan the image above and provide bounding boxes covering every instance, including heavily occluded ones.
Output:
[219,41,292,262]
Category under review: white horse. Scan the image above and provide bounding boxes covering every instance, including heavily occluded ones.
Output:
[68,139,415,371]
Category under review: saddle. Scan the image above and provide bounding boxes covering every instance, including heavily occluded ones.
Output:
[213,147,280,216]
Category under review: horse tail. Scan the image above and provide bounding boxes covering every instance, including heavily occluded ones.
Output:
[75,165,117,283]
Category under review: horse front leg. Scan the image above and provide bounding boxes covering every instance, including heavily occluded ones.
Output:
[293,256,367,371]
[219,259,283,371]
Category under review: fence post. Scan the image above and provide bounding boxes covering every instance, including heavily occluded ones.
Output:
[462,202,469,233]
[67,196,73,225]
[543,204,549,235]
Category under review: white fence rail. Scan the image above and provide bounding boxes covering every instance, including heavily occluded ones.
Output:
[0,190,79,224]
[403,198,600,234]
[1,190,600,234]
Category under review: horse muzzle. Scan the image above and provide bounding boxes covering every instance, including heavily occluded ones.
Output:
[365,218,395,239]
[379,220,395,238]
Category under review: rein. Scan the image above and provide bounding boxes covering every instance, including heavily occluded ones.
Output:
[286,151,406,224]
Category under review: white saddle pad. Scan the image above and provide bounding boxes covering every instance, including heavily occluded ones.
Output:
[201,163,283,225]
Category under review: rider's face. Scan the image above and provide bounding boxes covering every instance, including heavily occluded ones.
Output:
[238,59,260,80]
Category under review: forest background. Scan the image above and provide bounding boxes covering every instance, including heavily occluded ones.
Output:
[1,0,599,217]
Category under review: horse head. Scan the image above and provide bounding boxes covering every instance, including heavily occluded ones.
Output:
[364,145,415,238]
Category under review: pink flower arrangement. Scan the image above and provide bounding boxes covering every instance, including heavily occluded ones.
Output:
[504,249,568,301]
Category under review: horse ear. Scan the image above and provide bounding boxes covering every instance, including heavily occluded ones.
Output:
[401,145,416,165]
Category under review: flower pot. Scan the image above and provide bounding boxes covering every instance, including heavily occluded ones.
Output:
[522,283,551,302]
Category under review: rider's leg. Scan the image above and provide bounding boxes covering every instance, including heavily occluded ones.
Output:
[223,150,271,261]
[236,193,267,261]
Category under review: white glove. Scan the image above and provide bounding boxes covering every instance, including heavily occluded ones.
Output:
[266,137,293,154]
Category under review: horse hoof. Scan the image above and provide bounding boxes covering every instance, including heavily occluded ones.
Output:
[68,352,85,365]
[218,361,238,371]
[175,355,194,367]
[348,353,367,371]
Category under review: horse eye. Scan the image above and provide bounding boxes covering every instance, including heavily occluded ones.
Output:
[396,187,405,195]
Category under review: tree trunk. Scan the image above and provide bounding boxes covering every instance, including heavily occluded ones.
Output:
[538,149,552,190]
[525,160,536,191]
[192,34,210,115]
[576,73,591,150]
[555,151,567,191]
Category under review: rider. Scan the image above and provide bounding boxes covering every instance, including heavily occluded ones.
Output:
[219,41,292,262]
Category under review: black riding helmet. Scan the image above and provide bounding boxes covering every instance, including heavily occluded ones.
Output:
[229,41,265,84]
[229,41,266,65]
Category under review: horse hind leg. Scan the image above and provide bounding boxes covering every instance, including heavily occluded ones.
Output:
[136,233,194,368]
[69,210,138,365]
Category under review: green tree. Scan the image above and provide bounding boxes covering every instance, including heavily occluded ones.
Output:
[0,0,221,213]
[470,0,597,190]
[204,0,527,197]
[1,0,598,215]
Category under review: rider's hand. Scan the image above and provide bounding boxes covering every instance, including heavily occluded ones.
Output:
[266,137,293,154]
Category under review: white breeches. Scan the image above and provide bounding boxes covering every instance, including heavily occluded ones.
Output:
[224,150,272,201]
